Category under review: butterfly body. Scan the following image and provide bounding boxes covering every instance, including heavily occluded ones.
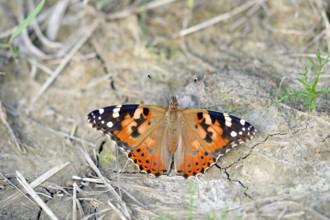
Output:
[87,97,256,178]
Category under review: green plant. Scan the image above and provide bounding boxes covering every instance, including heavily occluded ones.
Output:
[0,0,46,48]
[275,50,330,111]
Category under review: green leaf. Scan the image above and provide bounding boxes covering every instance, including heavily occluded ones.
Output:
[8,0,46,45]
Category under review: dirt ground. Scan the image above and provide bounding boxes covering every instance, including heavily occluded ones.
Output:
[0,0,330,219]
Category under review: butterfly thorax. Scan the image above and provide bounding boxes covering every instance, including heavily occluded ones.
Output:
[166,97,182,155]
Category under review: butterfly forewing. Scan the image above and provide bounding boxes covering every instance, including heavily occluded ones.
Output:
[174,108,256,177]
[87,104,172,176]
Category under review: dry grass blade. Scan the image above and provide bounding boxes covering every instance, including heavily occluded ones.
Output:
[0,172,37,209]
[30,20,100,104]
[229,1,263,31]
[106,0,177,20]
[107,200,128,220]
[71,176,148,209]
[16,171,59,220]
[28,0,62,49]
[0,101,26,153]
[80,148,131,219]
[0,162,70,209]
[46,0,70,41]
[320,9,330,51]
[72,183,78,220]
[287,53,328,60]
[16,0,48,58]
[179,0,261,36]
[0,27,16,39]
[28,58,53,76]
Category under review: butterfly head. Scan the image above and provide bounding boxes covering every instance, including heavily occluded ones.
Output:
[169,96,180,111]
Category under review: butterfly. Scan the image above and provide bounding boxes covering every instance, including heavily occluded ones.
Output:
[87,97,256,178]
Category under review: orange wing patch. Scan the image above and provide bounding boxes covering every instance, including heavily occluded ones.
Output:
[176,148,215,177]
[194,112,229,153]
[113,106,153,146]
[127,134,170,176]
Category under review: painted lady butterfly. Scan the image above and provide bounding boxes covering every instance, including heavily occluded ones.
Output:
[87,97,256,178]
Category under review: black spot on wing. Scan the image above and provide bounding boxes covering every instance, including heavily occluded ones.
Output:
[197,112,203,120]
[199,118,209,131]
[204,131,213,143]
[131,125,140,138]
[135,115,146,127]
[143,107,150,116]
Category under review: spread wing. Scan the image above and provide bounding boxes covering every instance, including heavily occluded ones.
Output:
[87,104,172,176]
[174,108,256,178]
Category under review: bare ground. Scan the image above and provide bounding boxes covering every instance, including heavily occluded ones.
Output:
[0,0,330,219]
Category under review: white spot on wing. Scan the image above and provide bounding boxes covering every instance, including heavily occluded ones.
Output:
[112,112,120,118]
[239,131,243,135]
[240,119,245,125]
[99,109,104,114]
[101,121,105,124]
[225,121,232,127]
[230,131,237,137]
[225,115,232,127]
[112,106,121,118]
[107,121,113,128]
[98,116,101,120]
[204,113,212,124]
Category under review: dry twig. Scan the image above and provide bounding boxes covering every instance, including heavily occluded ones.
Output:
[0,162,70,209]
[16,171,59,220]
